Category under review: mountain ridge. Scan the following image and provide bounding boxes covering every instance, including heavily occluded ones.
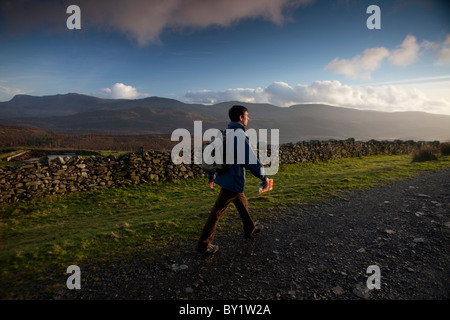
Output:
[1,93,449,143]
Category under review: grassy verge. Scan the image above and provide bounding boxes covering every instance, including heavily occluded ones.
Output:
[1,154,449,297]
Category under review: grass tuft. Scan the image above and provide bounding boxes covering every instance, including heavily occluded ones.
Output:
[411,145,438,162]
[439,142,450,156]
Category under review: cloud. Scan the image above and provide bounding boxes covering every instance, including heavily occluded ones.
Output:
[325,34,429,79]
[437,35,450,65]
[388,34,420,66]
[99,83,148,99]
[86,0,313,46]
[325,47,389,80]
[1,0,313,46]
[0,85,28,101]
[185,88,267,105]
[425,34,450,66]
[184,80,450,115]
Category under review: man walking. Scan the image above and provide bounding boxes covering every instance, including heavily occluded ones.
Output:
[197,105,270,255]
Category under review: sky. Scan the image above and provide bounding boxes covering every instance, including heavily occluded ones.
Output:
[1,0,450,115]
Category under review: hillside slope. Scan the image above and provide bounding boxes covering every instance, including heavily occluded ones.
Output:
[1,94,449,143]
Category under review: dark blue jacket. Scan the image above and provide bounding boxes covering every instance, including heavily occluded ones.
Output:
[209,121,267,193]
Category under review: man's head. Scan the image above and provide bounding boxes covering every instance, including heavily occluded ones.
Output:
[229,105,249,126]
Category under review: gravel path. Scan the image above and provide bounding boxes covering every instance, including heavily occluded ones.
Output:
[56,168,449,300]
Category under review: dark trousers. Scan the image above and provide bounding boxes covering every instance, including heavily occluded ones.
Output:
[198,187,255,249]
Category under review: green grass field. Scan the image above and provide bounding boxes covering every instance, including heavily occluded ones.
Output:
[1,154,449,297]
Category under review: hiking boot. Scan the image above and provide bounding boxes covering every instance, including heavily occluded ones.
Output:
[197,244,219,255]
[246,224,263,238]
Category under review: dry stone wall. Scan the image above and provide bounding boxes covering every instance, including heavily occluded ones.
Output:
[0,139,440,203]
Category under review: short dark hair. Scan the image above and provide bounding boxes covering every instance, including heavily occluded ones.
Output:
[228,105,248,122]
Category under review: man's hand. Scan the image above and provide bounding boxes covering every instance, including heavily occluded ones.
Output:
[262,177,269,189]
[208,179,215,189]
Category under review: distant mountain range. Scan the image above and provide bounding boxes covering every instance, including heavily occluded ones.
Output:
[1,93,449,143]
